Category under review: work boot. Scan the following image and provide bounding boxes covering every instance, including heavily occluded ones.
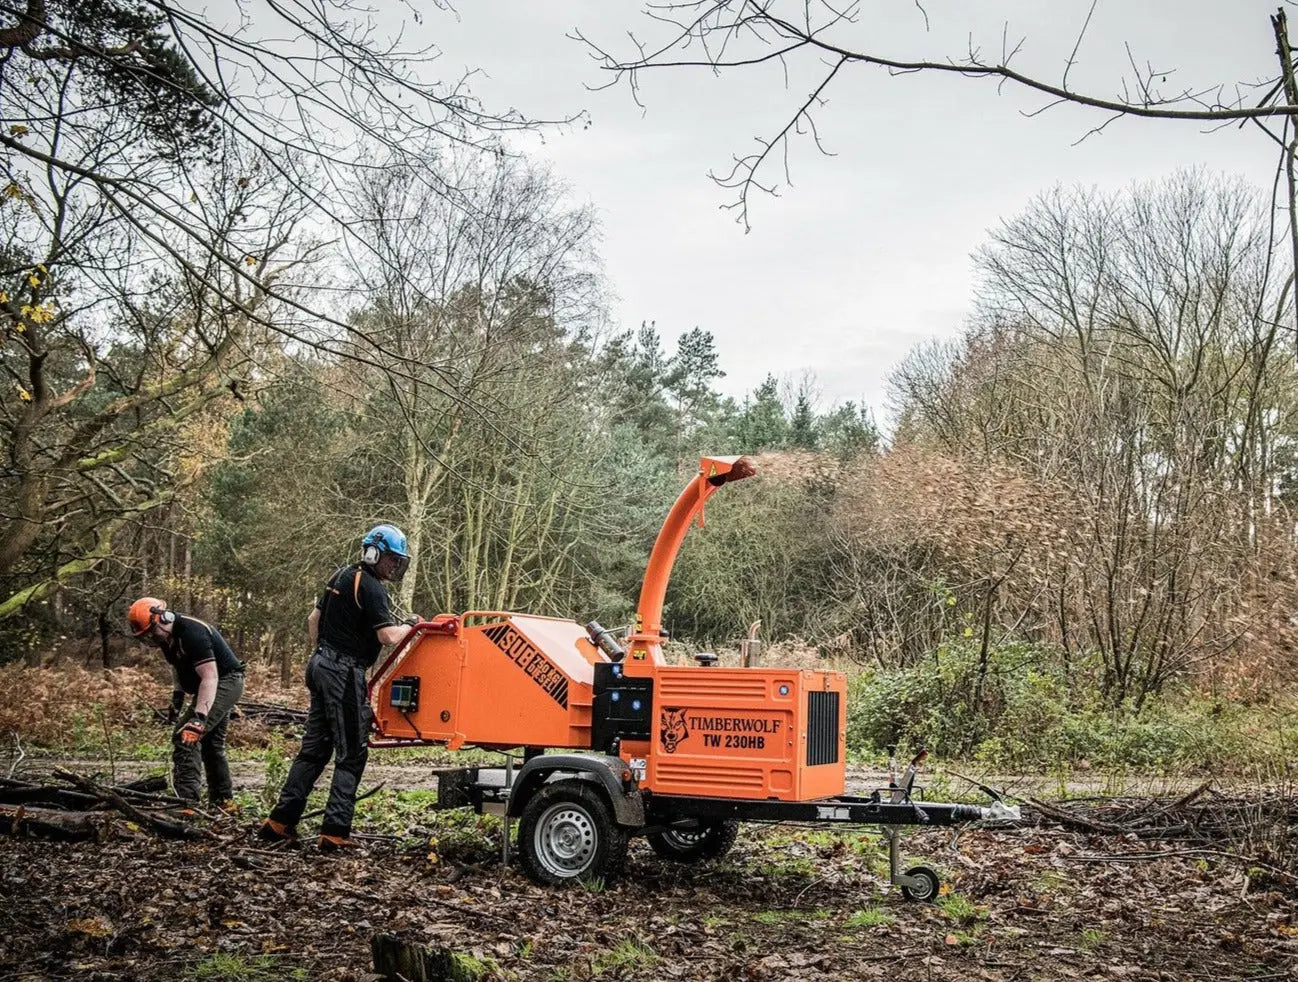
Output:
[318,833,363,853]
[257,818,297,842]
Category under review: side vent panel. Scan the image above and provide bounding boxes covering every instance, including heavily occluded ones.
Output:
[806,691,840,766]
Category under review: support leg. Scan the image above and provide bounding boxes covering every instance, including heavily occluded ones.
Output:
[502,754,514,866]
[883,826,940,902]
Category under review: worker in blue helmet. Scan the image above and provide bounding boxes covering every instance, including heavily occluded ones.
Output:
[261,523,418,851]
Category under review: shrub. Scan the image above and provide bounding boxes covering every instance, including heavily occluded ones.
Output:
[847,640,1063,761]
[846,640,1297,772]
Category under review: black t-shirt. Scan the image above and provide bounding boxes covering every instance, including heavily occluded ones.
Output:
[315,564,396,667]
[164,615,245,694]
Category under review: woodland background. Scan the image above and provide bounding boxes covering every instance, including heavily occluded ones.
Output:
[5,0,1298,770]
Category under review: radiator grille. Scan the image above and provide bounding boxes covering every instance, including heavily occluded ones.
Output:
[806,691,840,766]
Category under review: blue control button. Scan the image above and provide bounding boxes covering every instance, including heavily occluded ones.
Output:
[778,684,790,696]
[610,690,620,702]
[631,699,642,711]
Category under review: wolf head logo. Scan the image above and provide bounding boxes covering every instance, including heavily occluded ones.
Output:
[660,707,689,753]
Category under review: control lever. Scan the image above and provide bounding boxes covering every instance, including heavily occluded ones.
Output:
[890,747,928,803]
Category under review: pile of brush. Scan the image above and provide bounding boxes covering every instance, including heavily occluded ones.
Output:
[1028,782,1298,883]
[0,769,219,842]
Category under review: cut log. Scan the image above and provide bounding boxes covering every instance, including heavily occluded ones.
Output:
[0,804,103,841]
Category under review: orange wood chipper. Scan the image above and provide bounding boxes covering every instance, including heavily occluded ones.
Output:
[368,456,1018,897]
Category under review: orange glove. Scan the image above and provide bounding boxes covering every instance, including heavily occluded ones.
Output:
[179,716,206,745]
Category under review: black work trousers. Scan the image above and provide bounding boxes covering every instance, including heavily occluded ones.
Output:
[269,646,372,837]
[172,673,244,803]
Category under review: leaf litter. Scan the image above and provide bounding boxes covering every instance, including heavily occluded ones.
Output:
[1,789,1295,982]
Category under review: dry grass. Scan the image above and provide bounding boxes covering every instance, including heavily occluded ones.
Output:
[0,664,170,746]
[0,657,307,749]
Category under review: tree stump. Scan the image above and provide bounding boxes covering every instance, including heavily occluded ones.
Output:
[371,934,486,982]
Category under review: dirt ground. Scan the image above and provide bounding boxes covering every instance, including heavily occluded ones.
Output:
[2,770,1296,981]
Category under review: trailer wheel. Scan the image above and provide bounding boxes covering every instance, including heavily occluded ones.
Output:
[647,820,739,863]
[518,780,627,887]
[899,864,940,902]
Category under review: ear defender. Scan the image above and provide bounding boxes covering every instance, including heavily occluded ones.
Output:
[150,605,175,627]
[361,544,380,565]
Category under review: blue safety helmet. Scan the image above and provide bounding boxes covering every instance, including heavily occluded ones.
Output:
[361,524,411,580]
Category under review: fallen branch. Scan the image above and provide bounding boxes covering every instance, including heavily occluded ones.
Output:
[1027,796,1129,834]
[1123,781,1212,829]
[119,775,169,794]
[0,784,104,809]
[0,773,193,811]
[53,767,215,841]
[301,783,385,821]
[151,700,309,728]
[235,701,308,726]
[8,730,24,779]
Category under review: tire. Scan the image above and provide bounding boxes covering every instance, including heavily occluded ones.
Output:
[900,864,940,902]
[517,780,627,887]
[647,820,739,863]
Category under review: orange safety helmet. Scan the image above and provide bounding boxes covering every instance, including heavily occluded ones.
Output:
[127,597,173,636]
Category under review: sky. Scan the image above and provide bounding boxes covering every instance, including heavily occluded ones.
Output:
[430,1,1283,422]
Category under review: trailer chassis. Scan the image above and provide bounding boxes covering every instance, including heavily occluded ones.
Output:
[429,759,1018,901]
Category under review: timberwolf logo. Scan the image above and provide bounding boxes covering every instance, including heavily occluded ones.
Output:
[660,707,689,753]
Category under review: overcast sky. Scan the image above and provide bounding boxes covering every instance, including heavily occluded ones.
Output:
[433,1,1282,422]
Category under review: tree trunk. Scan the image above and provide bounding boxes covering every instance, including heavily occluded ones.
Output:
[99,611,111,669]
[280,635,292,688]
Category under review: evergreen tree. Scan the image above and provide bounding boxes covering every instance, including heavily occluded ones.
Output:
[789,392,818,449]
[734,375,788,450]
[819,401,880,459]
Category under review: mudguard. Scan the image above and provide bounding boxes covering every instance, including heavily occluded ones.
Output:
[506,753,644,828]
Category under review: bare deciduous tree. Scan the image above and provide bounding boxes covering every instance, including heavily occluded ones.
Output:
[884,171,1298,703]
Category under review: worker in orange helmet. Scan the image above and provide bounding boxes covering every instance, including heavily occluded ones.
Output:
[128,597,246,811]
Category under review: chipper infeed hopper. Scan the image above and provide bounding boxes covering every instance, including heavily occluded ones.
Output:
[369,455,1018,894]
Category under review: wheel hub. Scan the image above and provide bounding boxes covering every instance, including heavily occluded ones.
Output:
[536,804,596,876]
[664,829,704,848]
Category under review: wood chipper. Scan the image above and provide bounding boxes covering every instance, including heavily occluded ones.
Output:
[368,455,1019,898]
